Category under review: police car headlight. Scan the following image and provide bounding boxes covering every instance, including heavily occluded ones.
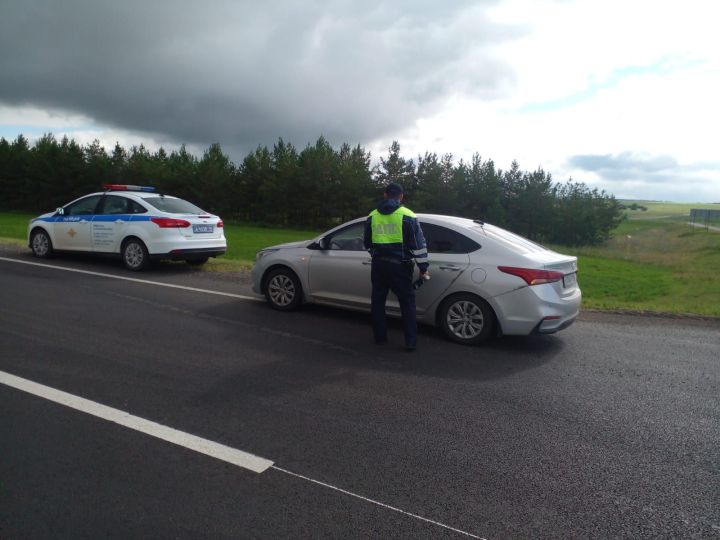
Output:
[256,249,279,262]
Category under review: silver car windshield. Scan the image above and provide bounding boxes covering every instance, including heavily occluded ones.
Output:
[143,197,206,214]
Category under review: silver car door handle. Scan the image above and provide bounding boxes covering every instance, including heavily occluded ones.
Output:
[362,260,372,265]
[439,265,461,271]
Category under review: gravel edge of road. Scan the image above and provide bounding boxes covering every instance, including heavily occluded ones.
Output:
[2,241,718,326]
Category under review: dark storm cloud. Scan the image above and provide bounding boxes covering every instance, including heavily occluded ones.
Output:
[0,0,516,152]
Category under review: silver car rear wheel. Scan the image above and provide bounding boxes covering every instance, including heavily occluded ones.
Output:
[439,293,494,345]
[265,268,302,311]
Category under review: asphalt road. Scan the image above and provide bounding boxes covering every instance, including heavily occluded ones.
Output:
[1,251,719,539]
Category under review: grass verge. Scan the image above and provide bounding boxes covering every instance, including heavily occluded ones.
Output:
[3,208,719,317]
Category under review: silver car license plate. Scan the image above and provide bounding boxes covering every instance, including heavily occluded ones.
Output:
[193,224,214,234]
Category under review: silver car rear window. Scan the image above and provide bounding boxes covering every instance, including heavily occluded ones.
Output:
[143,197,205,214]
[470,224,547,254]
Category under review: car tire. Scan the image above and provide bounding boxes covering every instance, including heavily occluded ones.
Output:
[186,257,209,266]
[264,267,303,311]
[30,229,54,259]
[121,237,150,271]
[438,293,495,345]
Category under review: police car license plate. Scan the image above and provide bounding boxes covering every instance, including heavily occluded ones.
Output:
[563,272,577,288]
[193,225,214,234]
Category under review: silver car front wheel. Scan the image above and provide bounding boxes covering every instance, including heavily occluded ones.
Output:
[439,294,494,345]
[265,268,302,311]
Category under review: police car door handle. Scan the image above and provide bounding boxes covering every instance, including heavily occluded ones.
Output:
[114,219,125,224]
[439,265,461,271]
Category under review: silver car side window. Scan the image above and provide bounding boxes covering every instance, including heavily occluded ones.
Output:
[328,223,366,251]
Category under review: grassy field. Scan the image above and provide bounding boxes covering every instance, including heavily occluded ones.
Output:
[552,201,720,316]
[2,206,719,317]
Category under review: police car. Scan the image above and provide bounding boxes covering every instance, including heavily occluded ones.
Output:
[28,185,226,271]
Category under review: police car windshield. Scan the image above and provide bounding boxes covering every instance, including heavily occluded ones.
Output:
[143,197,206,214]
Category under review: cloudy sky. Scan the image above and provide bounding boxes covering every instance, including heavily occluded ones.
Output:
[1,0,719,202]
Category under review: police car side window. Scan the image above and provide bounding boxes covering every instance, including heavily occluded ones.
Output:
[421,223,480,254]
[328,223,365,251]
[128,200,147,214]
[100,196,128,215]
[66,195,102,216]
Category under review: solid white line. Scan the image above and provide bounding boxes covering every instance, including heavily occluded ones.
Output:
[271,466,485,539]
[0,370,273,473]
[1,367,484,538]
[2,255,483,536]
[0,256,262,302]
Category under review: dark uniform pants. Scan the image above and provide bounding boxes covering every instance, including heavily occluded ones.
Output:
[371,258,417,347]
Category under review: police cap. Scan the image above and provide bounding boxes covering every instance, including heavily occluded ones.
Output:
[385,183,404,197]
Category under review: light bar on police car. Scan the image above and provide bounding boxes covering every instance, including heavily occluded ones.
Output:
[102,184,156,192]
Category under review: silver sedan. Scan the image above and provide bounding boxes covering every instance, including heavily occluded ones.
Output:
[251,214,581,345]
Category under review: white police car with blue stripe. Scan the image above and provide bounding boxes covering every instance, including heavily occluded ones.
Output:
[28,184,226,271]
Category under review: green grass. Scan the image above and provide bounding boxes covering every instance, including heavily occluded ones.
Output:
[0,212,33,245]
[621,200,720,225]
[554,217,720,316]
[3,207,719,317]
[223,224,319,263]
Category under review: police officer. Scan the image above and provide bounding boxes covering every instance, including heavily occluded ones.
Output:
[363,183,429,351]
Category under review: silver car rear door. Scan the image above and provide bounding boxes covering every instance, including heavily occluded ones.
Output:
[386,222,472,316]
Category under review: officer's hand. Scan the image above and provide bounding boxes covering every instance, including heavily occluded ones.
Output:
[421,271,430,280]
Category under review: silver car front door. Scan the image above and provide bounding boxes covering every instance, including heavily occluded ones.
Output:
[307,222,372,308]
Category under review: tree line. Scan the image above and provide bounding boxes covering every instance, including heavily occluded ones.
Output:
[0,134,623,245]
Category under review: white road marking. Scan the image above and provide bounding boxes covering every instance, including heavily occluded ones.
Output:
[1,256,484,537]
[0,256,262,302]
[2,369,484,538]
[271,466,485,539]
[0,369,273,473]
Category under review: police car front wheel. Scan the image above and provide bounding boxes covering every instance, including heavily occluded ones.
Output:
[31,229,54,259]
[265,268,302,311]
[122,238,150,271]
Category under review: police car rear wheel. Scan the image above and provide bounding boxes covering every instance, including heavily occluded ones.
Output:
[265,268,302,311]
[122,238,149,271]
[439,293,495,345]
[31,229,53,258]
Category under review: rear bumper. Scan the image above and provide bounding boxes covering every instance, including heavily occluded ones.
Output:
[152,247,226,261]
[492,284,581,336]
[532,311,579,334]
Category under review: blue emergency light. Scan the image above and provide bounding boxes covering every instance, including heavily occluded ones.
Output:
[102,184,156,192]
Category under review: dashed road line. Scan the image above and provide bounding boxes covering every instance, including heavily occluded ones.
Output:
[1,257,484,537]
